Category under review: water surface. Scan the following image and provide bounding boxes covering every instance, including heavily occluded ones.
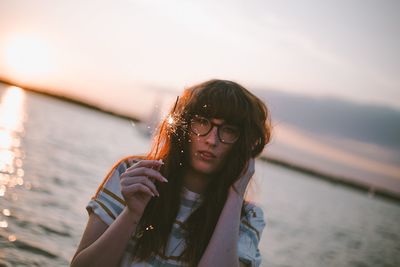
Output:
[0,85,399,267]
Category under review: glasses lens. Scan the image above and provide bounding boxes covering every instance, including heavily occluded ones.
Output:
[189,115,240,144]
[190,116,211,135]
[219,125,240,143]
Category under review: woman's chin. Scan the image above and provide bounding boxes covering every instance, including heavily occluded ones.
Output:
[191,160,218,175]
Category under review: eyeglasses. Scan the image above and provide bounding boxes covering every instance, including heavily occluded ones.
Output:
[189,115,240,144]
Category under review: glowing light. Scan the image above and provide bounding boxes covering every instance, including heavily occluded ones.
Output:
[17,169,24,177]
[0,220,8,228]
[0,87,26,191]
[0,150,14,172]
[167,115,175,125]
[0,174,10,185]
[16,177,24,186]
[2,209,10,216]
[24,182,32,190]
[15,159,23,168]
[0,185,6,196]
[3,34,54,78]
[8,234,17,242]
[0,131,13,149]
[0,87,25,132]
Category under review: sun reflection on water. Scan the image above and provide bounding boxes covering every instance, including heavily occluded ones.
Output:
[0,86,27,244]
[0,86,26,180]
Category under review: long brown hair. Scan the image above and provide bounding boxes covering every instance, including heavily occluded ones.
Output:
[132,79,272,266]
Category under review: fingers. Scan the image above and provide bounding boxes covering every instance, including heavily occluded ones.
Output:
[120,160,166,199]
[121,167,168,183]
[122,160,168,183]
[121,183,156,198]
[121,176,160,197]
[128,159,164,171]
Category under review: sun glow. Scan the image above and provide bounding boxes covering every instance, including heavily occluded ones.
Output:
[3,34,54,78]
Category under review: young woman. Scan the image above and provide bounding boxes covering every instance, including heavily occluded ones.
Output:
[71,79,272,267]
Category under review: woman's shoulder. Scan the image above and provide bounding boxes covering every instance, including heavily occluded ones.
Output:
[86,155,144,225]
[106,155,144,177]
[111,155,143,173]
[93,155,143,196]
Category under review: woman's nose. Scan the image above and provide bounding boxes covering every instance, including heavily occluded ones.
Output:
[205,126,219,145]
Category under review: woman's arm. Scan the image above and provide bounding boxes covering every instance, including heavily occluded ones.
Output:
[197,188,247,267]
[70,208,142,267]
[71,159,167,267]
[198,159,255,267]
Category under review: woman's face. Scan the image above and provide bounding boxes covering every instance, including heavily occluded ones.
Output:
[186,117,236,175]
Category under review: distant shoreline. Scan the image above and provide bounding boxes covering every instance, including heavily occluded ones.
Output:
[1,79,399,203]
[260,155,400,203]
[0,78,141,122]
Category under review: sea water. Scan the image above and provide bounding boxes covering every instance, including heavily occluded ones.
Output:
[0,85,399,267]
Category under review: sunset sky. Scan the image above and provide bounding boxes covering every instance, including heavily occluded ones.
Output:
[0,0,399,117]
[1,0,400,199]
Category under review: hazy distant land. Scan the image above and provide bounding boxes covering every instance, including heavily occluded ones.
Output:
[257,89,400,150]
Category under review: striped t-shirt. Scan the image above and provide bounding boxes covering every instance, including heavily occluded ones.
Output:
[86,157,266,267]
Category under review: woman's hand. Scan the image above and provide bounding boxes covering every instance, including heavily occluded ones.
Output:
[119,160,167,215]
[230,158,255,198]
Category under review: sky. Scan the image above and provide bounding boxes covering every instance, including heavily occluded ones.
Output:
[0,0,399,118]
[0,0,400,196]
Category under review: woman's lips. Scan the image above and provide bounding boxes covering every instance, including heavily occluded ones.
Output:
[198,151,216,160]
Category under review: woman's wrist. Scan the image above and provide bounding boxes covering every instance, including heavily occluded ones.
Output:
[228,186,245,201]
[122,207,143,223]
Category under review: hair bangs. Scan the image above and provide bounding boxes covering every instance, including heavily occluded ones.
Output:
[185,83,250,126]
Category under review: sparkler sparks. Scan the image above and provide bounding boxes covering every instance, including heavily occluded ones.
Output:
[167,115,174,125]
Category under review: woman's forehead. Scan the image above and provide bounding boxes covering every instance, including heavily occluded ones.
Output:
[189,105,244,125]
[210,118,225,124]
[194,114,238,126]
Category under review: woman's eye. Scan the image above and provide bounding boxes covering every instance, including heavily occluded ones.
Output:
[193,116,209,125]
[223,126,238,134]
[199,119,209,125]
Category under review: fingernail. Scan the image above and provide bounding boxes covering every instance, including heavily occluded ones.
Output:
[162,177,168,182]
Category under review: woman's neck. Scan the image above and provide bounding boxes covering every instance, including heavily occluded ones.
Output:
[182,167,211,194]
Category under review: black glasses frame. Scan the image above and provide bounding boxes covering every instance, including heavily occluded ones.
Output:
[189,115,240,144]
